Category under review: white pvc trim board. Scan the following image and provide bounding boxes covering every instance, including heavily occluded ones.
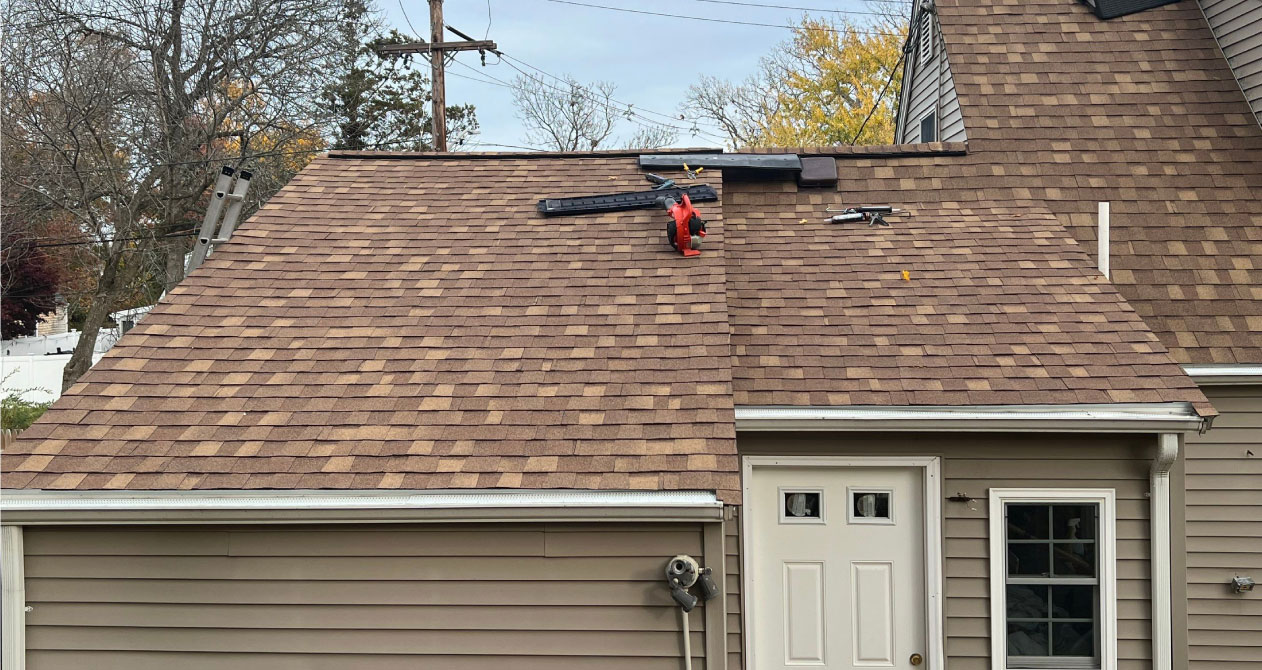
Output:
[0,488,721,512]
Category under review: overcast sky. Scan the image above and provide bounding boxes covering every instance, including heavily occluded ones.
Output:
[379,0,892,150]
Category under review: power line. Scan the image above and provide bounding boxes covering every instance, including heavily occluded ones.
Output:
[496,53,724,136]
[538,0,904,36]
[489,55,731,143]
[684,0,892,16]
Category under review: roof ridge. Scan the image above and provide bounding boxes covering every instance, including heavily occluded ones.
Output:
[327,147,724,161]
[740,142,968,158]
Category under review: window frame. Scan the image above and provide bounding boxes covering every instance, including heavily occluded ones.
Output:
[778,486,826,525]
[847,486,895,525]
[989,489,1117,670]
[920,111,937,144]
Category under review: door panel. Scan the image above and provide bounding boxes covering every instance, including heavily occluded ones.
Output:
[851,561,894,665]
[752,465,926,670]
[783,562,827,664]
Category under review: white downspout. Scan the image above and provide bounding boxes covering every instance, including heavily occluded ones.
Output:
[1,525,25,670]
[1098,201,1111,278]
[1150,434,1178,670]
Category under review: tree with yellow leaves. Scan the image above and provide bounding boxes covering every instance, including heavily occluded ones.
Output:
[685,13,908,148]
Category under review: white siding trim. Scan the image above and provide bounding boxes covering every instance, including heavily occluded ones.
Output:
[1,525,24,670]
[987,488,1118,670]
[742,455,945,670]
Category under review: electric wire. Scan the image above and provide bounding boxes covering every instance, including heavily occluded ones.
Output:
[496,58,730,143]
[683,0,895,16]
[537,0,904,37]
[445,55,729,144]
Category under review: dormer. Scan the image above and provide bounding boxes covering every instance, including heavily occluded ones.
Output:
[893,1,966,144]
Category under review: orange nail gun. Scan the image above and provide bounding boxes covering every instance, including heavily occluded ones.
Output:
[658,193,706,257]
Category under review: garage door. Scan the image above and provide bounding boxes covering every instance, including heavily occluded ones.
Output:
[22,523,708,669]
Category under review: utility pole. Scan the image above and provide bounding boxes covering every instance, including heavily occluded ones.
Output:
[376,1,496,152]
[429,0,447,151]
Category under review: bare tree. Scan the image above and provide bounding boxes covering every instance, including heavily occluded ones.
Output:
[624,124,678,150]
[2,0,352,390]
[683,73,776,148]
[512,74,619,151]
[510,74,680,151]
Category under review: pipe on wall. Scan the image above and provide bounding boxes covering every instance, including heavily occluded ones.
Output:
[1150,434,1179,670]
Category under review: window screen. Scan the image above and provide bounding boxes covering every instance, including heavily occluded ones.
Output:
[1005,503,1100,668]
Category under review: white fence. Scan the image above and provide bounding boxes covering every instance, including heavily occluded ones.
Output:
[0,354,72,403]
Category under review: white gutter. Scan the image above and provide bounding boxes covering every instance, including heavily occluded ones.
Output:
[1150,434,1178,670]
[734,403,1205,433]
[1181,364,1262,385]
[0,489,723,525]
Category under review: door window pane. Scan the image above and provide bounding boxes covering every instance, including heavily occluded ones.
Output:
[852,491,890,519]
[782,491,821,520]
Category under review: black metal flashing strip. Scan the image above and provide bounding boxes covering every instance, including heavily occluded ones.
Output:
[536,184,718,216]
[638,153,802,171]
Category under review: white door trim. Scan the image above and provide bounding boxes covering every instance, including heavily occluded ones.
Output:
[742,455,945,670]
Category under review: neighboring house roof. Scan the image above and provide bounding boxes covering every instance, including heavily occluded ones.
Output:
[3,143,1215,498]
[927,0,1262,364]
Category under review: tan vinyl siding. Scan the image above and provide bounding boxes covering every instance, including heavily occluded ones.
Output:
[732,432,1159,670]
[726,506,744,670]
[23,523,712,669]
[896,13,967,144]
[1184,384,1262,669]
[1198,0,1262,126]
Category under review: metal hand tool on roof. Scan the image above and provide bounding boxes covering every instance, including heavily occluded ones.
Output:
[827,205,903,226]
[645,173,676,190]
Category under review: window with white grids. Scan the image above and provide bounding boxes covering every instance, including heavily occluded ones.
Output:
[989,489,1117,670]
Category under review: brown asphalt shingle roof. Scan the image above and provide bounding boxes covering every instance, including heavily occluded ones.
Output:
[933,0,1262,364]
[724,184,1209,410]
[2,155,740,500]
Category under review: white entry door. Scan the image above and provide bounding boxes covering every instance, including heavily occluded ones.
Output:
[750,463,927,670]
